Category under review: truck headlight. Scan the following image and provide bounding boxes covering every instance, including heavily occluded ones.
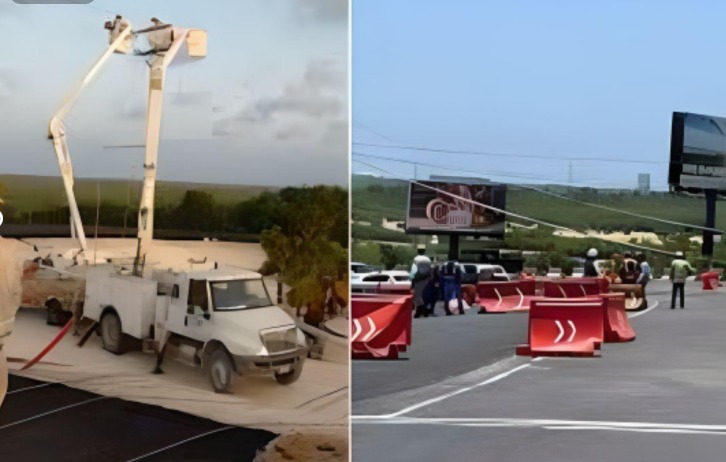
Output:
[259,326,304,354]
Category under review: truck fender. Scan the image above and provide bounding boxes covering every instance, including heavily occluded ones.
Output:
[200,340,237,373]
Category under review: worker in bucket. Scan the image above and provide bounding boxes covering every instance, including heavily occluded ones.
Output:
[410,254,433,318]
[584,248,599,277]
[670,251,694,309]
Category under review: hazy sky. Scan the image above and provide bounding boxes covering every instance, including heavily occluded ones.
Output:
[352,0,726,191]
[1,0,348,186]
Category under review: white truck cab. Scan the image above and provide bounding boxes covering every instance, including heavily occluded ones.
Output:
[83,266,308,392]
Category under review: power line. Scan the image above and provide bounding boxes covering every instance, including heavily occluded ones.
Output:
[354,141,668,165]
[353,158,681,257]
[352,151,724,234]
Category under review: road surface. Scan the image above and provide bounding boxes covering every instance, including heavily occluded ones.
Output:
[352,280,726,461]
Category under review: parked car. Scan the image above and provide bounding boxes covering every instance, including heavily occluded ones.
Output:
[351,262,378,274]
[459,263,510,285]
[350,270,411,293]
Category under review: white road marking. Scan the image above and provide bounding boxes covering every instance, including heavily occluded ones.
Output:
[567,320,576,342]
[628,300,659,319]
[6,382,55,395]
[362,317,377,342]
[354,416,726,435]
[0,396,108,431]
[554,320,565,343]
[126,426,236,462]
[353,363,532,420]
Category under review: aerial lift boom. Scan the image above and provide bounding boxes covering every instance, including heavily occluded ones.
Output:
[47,16,207,272]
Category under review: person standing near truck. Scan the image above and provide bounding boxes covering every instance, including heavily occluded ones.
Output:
[670,251,694,309]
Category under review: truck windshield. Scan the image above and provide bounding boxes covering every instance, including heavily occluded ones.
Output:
[210,279,272,311]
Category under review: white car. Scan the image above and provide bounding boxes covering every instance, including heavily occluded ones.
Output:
[351,270,411,294]
[459,263,511,284]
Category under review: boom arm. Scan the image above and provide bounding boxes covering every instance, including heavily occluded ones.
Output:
[134,28,198,274]
[48,25,134,254]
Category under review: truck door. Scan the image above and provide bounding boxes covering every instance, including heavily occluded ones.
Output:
[184,279,212,341]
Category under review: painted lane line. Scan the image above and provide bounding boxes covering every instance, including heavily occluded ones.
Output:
[353,363,532,420]
[0,396,108,431]
[362,318,377,342]
[554,320,565,343]
[354,416,726,435]
[6,382,55,395]
[567,320,576,342]
[628,300,659,319]
[125,426,236,462]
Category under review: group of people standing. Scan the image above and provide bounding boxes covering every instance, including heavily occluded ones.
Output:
[410,255,465,318]
[584,247,695,310]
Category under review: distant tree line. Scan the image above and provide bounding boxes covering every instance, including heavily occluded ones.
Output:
[2,186,348,246]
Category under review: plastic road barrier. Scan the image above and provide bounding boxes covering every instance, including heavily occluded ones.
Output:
[600,293,636,342]
[543,278,608,298]
[351,295,413,359]
[702,271,720,291]
[516,298,605,357]
[476,280,537,313]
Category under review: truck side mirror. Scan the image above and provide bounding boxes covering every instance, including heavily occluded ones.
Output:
[203,313,211,320]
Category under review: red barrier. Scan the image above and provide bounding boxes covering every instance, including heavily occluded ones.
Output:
[600,293,636,342]
[351,295,413,359]
[516,298,605,357]
[702,271,720,291]
[543,278,608,298]
[476,280,537,313]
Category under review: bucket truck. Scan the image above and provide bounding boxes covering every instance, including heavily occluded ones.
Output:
[39,16,307,392]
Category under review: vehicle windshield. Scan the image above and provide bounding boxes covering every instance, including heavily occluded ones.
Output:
[210,279,272,311]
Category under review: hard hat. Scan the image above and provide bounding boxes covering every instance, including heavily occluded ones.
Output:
[675,251,684,257]
[587,248,598,258]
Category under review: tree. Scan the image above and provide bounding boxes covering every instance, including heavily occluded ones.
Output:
[352,241,382,266]
[175,190,216,231]
[259,186,349,322]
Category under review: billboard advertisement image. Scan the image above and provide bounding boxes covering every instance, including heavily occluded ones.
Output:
[406,181,506,235]
[670,111,726,192]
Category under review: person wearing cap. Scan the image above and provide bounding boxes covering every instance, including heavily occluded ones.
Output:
[670,251,694,309]
[410,254,433,318]
[584,248,599,277]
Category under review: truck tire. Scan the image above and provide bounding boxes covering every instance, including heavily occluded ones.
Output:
[275,361,303,385]
[100,311,124,355]
[208,349,234,393]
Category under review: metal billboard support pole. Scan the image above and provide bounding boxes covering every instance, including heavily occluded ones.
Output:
[702,189,717,258]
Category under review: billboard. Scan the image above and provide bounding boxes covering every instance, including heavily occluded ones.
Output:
[670,112,726,192]
[406,181,506,235]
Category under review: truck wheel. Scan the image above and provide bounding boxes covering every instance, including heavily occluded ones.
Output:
[100,311,124,355]
[275,362,303,385]
[208,349,234,393]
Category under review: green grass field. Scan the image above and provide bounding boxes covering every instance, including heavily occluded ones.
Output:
[352,174,726,235]
[0,174,280,216]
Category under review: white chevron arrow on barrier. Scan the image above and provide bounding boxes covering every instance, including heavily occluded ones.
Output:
[554,319,577,343]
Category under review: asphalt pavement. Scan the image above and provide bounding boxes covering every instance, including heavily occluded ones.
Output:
[352,280,726,461]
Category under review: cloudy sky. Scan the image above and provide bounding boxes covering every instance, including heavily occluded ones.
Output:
[353,0,726,191]
[1,0,348,186]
